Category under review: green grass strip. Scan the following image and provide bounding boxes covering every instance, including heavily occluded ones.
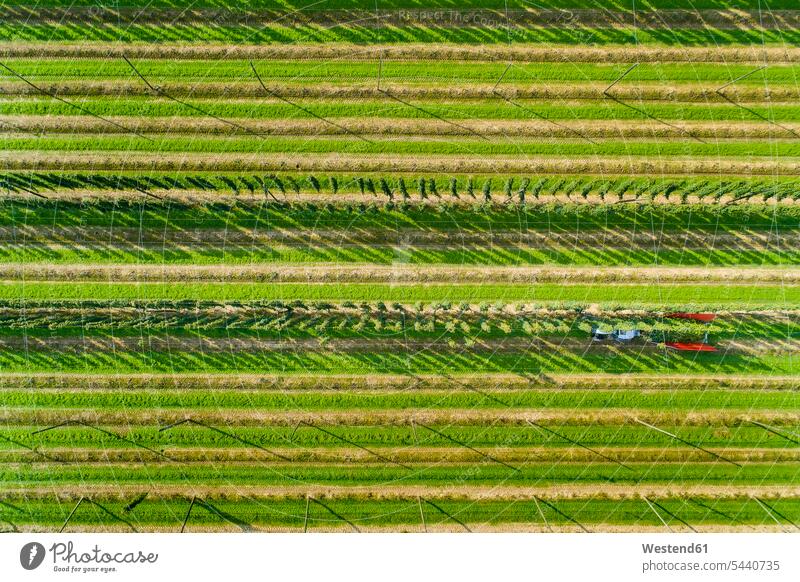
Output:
[1,425,794,449]
[0,281,797,304]
[2,198,797,231]
[0,347,796,375]
[6,97,800,122]
[4,388,797,411]
[5,59,797,85]
[7,135,800,158]
[2,495,797,530]
[1,245,798,267]
[2,24,797,46]
[5,463,799,488]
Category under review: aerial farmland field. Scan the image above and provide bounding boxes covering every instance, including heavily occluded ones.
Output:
[0,0,799,535]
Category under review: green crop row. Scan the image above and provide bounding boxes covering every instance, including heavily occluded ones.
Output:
[0,344,795,375]
[5,462,799,488]
[3,495,796,531]
[3,244,797,268]
[3,192,799,230]
[6,97,800,122]
[0,425,793,449]
[4,388,798,411]
[7,59,797,85]
[3,24,797,47]
[9,135,800,159]
[0,281,796,305]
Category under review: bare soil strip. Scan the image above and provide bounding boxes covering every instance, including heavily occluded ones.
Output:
[0,82,793,103]
[4,407,797,427]
[3,8,799,30]
[4,43,800,64]
[7,189,795,208]
[2,263,800,285]
[7,115,800,139]
[2,446,795,464]
[4,151,798,176]
[6,484,799,501]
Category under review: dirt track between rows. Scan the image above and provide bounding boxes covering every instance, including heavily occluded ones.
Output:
[10,188,795,208]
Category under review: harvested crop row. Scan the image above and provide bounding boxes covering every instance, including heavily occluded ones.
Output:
[0,372,795,392]
[6,151,800,176]
[4,43,800,64]
[1,300,786,318]
[8,115,800,139]
[0,300,789,321]
[0,303,791,345]
[0,81,792,101]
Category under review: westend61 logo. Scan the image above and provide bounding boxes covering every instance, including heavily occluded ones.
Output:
[19,541,158,574]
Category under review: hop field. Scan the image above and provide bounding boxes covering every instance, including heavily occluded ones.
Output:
[0,0,799,533]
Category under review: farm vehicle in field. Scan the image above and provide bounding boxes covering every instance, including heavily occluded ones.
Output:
[591,327,641,342]
[589,312,718,351]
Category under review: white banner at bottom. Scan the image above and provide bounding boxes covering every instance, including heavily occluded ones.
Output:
[1,533,797,582]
